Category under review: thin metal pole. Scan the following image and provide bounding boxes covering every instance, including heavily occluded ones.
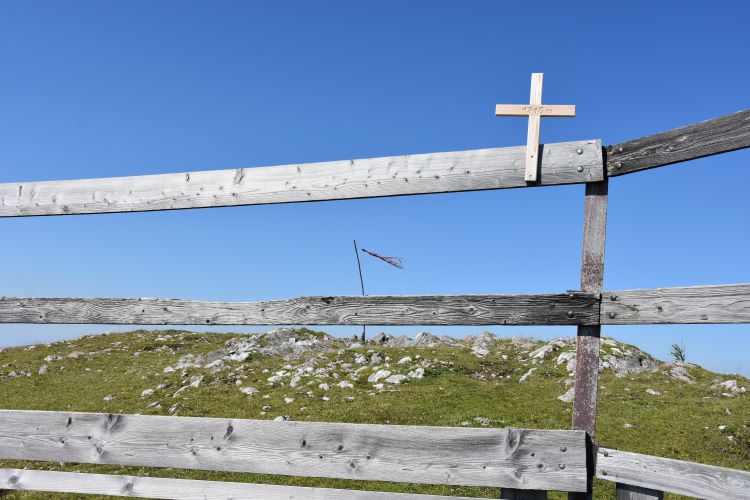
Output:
[353,239,366,342]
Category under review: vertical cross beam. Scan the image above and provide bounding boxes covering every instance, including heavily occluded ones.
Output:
[569,178,608,500]
[525,73,544,182]
[495,73,576,183]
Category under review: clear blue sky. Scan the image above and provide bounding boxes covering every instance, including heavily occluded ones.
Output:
[1,1,748,375]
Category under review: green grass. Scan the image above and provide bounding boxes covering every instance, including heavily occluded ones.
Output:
[0,329,747,499]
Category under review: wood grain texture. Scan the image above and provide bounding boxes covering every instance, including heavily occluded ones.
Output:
[615,483,663,500]
[601,284,750,324]
[0,468,493,500]
[606,109,750,176]
[0,410,588,491]
[0,293,600,326]
[524,73,544,182]
[0,140,602,217]
[572,181,608,439]
[569,180,608,500]
[597,447,750,499]
[494,105,575,117]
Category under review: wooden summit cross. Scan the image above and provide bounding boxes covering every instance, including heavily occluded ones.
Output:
[495,73,576,182]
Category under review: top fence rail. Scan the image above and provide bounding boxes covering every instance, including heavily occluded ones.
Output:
[1,110,748,218]
[0,140,602,217]
[606,109,750,176]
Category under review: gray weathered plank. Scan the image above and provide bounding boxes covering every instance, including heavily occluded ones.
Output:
[601,284,750,324]
[0,468,494,500]
[615,483,663,500]
[597,447,750,499]
[572,181,608,439]
[606,109,750,176]
[0,410,588,491]
[0,293,599,326]
[569,179,608,500]
[0,140,602,217]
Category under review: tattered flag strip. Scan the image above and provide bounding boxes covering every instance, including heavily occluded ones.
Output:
[361,248,405,269]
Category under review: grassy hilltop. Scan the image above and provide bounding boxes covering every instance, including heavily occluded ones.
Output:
[0,328,748,499]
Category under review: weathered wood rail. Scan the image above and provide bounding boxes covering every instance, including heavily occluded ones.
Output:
[4,283,748,328]
[0,468,495,500]
[0,140,602,217]
[600,284,750,325]
[596,447,750,499]
[1,110,749,499]
[0,293,599,326]
[0,410,587,491]
[606,109,750,176]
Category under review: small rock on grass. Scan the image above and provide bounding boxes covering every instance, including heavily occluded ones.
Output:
[558,386,575,403]
[367,370,391,383]
[519,368,536,383]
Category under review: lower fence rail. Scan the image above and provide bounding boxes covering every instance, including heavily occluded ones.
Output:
[596,447,750,499]
[0,468,492,500]
[2,412,750,498]
[0,410,588,494]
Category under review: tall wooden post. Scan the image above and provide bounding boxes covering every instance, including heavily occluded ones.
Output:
[569,178,608,499]
[500,490,547,500]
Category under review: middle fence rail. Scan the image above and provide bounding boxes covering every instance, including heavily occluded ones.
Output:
[0,293,599,326]
[1,284,748,326]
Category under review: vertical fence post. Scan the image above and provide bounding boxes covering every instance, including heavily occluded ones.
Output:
[569,178,608,500]
[500,489,547,500]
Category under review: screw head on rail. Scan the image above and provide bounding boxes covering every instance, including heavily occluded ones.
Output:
[608,312,616,319]
[560,446,567,452]
[614,161,622,169]
[576,166,584,172]
[616,146,623,153]
[567,311,575,319]
[609,294,617,301]
[559,463,566,470]
[576,148,583,155]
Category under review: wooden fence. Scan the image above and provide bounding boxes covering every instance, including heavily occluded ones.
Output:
[0,109,749,499]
